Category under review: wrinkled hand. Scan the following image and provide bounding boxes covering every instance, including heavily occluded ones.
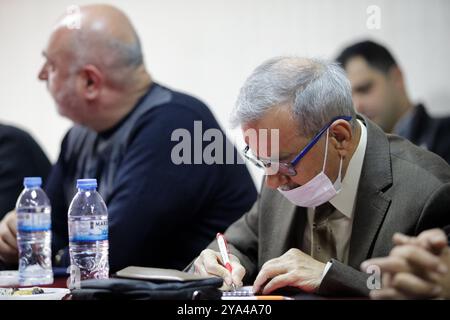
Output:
[392,229,448,255]
[193,249,246,290]
[0,210,18,264]
[361,229,449,300]
[253,248,326,294]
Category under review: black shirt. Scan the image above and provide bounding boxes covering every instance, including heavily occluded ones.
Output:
[45,84,257,272]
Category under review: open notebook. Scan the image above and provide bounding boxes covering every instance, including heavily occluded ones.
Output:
[222,286,293,300]
[222,286,255,299]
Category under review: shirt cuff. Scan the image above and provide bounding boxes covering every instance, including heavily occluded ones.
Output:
[321,261,333,282]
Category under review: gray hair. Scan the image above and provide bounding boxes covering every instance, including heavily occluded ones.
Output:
[231,56,356,137]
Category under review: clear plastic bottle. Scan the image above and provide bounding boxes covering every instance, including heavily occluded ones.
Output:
[16,177,53,286]
[68,179,109,283]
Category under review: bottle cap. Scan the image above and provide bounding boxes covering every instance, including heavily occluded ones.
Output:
[23,177,42,188]
[76,178,97,190]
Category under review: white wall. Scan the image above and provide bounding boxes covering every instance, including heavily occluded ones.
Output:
[1,0,449,187]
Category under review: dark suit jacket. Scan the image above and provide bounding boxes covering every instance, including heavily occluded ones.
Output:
[0,124,51,219]
[209,116,450,297]
[394,104,450,164]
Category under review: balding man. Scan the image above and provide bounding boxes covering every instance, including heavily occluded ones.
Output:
[0,5,257,273]
[192,56,450,297]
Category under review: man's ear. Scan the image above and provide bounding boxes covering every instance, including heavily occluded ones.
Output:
[80,64,103,100]
[388,65,404,91]
[330,120,352,156]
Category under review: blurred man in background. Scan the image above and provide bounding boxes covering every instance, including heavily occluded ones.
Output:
[337,40,450,163]
[0,4,257,272]
[0,123,51,219]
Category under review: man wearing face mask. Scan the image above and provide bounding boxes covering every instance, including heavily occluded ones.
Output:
[191,57,450,297]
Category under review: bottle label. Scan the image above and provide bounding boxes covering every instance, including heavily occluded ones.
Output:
[17,212,51,232]
[69,219,108,242]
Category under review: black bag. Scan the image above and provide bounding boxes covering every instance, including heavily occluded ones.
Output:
[70,277,223,300]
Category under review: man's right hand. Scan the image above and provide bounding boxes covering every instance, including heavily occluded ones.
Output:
[0,210,18,264]
[193,249,246,290]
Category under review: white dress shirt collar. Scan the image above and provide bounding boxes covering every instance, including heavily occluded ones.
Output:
[329,119,367,218]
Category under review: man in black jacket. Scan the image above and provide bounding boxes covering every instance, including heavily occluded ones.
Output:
[0,123,51,219]
[336,40,450,163]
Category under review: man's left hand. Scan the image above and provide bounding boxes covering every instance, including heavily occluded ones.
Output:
[361,230,450,300]
[252,248,326,294]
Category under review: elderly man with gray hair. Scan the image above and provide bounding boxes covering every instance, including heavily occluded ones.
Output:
[193,57,450,296]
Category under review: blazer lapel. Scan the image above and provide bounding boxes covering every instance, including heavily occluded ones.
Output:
[348,116,393,268]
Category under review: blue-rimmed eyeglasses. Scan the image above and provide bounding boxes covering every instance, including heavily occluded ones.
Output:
[243,115,352,176]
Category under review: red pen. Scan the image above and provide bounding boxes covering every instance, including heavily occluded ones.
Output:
[216,233,237,291]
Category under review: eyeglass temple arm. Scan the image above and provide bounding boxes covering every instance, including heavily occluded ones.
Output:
[290,115,352,166]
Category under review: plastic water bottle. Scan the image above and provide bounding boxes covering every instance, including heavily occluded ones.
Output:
[16,177,53,286]
[68,179,109,283]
